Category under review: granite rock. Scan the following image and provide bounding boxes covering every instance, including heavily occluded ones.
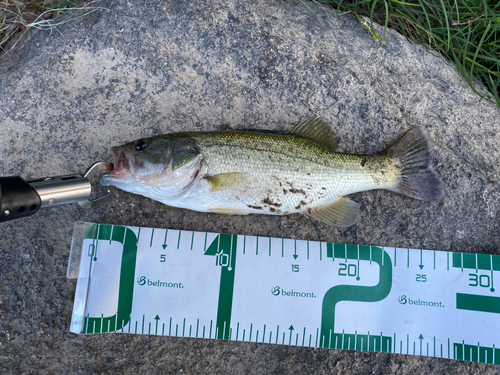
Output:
[1,0,500,373]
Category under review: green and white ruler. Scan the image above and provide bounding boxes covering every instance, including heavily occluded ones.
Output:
[68,222,500,365]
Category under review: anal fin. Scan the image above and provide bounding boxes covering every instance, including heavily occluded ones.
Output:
[305,197,359,227]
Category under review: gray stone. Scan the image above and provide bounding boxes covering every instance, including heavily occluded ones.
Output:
[1,0,499,373]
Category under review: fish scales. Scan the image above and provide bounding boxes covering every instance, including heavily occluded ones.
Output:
[100,117,444,226]
[178,131,392,213]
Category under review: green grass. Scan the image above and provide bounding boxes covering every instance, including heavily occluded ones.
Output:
[0,0,103,59]
[320,0,500,107]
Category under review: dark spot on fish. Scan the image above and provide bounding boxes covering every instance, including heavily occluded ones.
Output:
[247,204,263,210]
[263,197,282,207]
[307,172,310,176]
[235,196,240,200]
[269,207,277,213]
[295,200,307,210]
[289,188,306,195]
[322,187,326,190]
[283,189,288,195]
[361,158,367,167]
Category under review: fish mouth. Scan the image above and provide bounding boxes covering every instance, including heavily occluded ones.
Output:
[112,147,136,175]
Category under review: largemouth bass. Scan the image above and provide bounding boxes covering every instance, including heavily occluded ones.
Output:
[100,117,444,226]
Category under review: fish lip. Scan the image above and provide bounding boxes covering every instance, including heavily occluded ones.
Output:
[112,147,135,175]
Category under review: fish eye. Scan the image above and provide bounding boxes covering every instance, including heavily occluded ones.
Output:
[135,139,148,151]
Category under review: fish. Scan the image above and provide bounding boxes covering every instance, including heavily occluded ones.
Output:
[100,117,444,226]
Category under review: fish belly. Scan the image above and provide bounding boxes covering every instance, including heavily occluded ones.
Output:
[162,167,382,216]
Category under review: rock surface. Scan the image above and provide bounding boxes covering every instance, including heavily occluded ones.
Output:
[1,0,500,373]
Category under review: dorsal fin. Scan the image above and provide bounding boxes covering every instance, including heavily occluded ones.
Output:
[290,116,338,150]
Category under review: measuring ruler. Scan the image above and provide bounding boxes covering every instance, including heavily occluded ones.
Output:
[68,222,500,365]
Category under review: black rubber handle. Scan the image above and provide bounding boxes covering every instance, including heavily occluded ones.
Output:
[0,177,42,223]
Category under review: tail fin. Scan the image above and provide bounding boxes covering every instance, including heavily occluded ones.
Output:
[387,127,444,203]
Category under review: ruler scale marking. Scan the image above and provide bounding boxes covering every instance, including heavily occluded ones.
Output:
[69,222,500,365]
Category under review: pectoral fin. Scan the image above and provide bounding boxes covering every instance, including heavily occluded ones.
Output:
[204,172,249,192]
[305,197,359,227]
